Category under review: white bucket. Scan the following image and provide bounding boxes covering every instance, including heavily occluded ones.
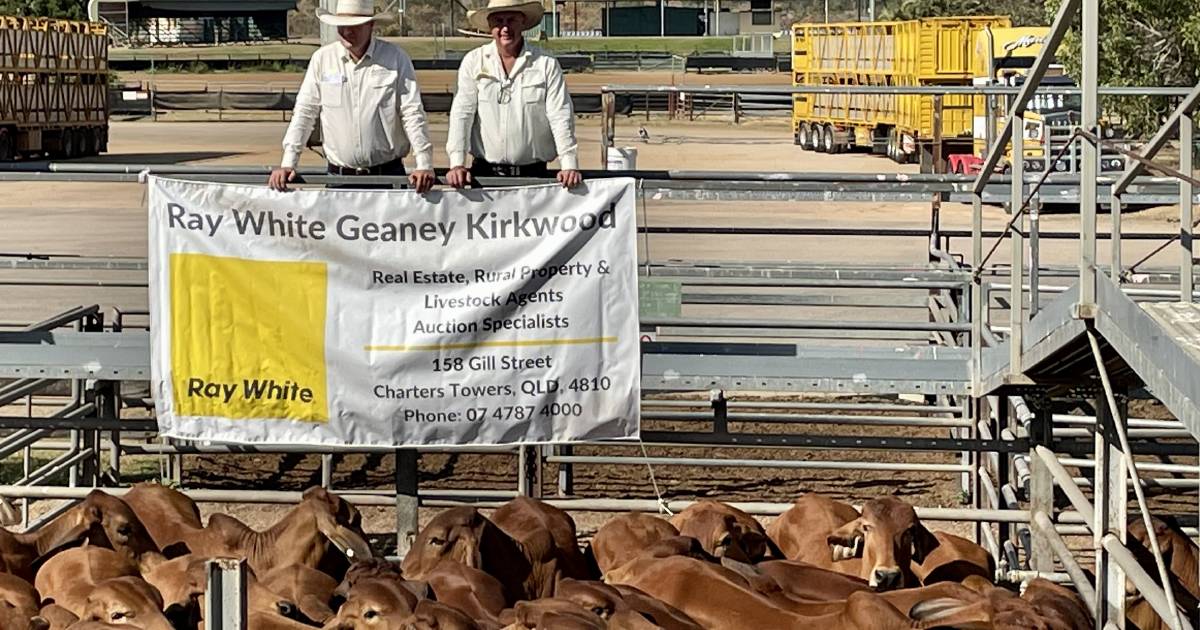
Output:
[606,146,638,171]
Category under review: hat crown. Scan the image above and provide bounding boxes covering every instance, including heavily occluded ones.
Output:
[334,0,376,15]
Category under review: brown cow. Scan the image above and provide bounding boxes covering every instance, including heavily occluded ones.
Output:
[0,500,98,582]
[1126,516,1199,630]
[610,584,704,630]
[913,532,995,585]
[120,484,203,555]
[78,491,164,573]
[503,598,607,630]
[670,501,776,563]
[0,605,48,630]
[322,577,427,629]
[261,563,339,624]
[555,578,683,629]
[425,558,506,624]
[0,571,42,618]
[757,560,873,601]
[40,603,78,630]
[587,513,679,575]
[155,487,372,577]
[768,495,939,590]
[36,547,140,615]
[400,598,482,630]
[400,506,533,604]
[77,576,172,630]
[909,578,1090,630]
[606,554,926,629]
[490,497,593,589]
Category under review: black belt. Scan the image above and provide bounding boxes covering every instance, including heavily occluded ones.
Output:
[470,158,549,178]
[327,158,406,176]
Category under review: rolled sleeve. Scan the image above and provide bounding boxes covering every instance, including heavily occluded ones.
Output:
[396,55,434,171]
[543,58,578,170]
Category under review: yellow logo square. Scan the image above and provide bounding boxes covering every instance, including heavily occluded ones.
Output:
[170,253,329,422]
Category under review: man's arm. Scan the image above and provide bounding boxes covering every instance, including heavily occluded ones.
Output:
[396,53,434,174]
[447,52,480,170]
[543,57,579,172]
[281,60,321,169]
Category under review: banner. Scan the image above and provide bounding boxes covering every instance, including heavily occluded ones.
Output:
[148,176,641,447]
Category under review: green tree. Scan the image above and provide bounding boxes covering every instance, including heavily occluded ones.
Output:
[0,0,86,19]
[884,0,1046,26]
[1048,0,1200,137]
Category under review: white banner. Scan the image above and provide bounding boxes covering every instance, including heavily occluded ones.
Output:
[148,176,641,447]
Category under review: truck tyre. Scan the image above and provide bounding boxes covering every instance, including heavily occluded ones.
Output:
[0,129,13,162]
[61,129,77,159]
[822,124,835,153]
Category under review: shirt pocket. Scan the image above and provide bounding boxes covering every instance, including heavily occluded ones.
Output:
[522,73,547,104]
[368,68,399,109]
[476,76,501,103]
[318,78,344,108]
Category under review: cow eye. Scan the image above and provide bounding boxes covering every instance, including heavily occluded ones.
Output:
[365,609,379,619]
[429,536,446,546]
[117,524,132,536]
[861,524,872,533]
[111,611,127,620]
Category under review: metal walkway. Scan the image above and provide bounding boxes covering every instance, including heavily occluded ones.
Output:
[979,277,1200,441]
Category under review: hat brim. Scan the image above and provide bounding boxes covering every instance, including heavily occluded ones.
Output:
[467,3,544,33]
[316,8,396,26]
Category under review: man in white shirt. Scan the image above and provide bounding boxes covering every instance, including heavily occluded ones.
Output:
[269,0,435,192]
[445,0,582,189]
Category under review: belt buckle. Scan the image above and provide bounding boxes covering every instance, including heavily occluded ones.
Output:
[353,166,370,175]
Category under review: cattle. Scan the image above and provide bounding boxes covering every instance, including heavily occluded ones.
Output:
[322,577,427,629]
[121,484,203,555]
[40,603,78,630]
[77,576,173,630]
[400,506,533,604]
[0,571,42,618]
[909,577,1091,630]
[260,563,339,624]
[606,554,926,629]
[555,578,684,630]
[768,495,939,590]
[670,501,776,563]
[490,496,593,588]
[149,487,372,577]
[78,491,164,574]
[609,584,704,630]
[756,560,873,601]
[1126,516,1199,630]
[503,597,607,630]
[913,532,995,585]
[401,598,484,630]
[36,547,140,616]
[0,604,47,630]
[587,513,678,575]
[424,558,506,624]
[0,500,98,582]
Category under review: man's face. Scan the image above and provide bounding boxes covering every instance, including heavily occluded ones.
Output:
[488,11,526,47]
[337,22,374,53]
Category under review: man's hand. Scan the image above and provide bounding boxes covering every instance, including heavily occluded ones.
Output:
[446,166,472,189]
[410,169,436,193]
[557,169,583,188]
[268,167,296,192]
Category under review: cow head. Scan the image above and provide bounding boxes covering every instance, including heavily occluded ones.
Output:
[826,497,938,590]
[81,491,161,564]
[80,576,173,630]
[300,487,373,563]
[672,503,770,563]
[401,507,495,579]
[323,577,426,629]
[555,578,624,620]
[400,598,480,630]
[1125,515,1197,602]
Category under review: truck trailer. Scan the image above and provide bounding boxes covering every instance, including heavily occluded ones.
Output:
[0,15,109,161]
[791,16,1011,172]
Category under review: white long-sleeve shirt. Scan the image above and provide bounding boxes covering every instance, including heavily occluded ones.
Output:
[446,42,578,170]
[281,38,433,171]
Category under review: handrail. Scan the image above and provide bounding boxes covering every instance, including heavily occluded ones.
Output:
[1112,81,1200,195]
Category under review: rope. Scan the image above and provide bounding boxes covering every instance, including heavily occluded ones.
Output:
[638,439,673,516]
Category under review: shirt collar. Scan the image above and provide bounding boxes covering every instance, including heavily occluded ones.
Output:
[485,41,534,80]
[341,36,378,64]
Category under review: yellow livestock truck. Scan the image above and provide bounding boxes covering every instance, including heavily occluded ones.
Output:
[0,16,109,161]
[791,16,1010,172]
[946,26,1126,175]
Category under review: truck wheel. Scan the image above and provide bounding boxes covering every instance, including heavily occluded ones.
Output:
[798,123,810,150]
[61,130,77,159]
[0,129,13,161]
[822,125,835,153]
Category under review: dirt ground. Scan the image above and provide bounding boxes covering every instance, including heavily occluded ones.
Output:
[1,105,1194,551]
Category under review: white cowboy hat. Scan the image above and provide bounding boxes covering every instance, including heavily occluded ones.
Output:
[317,0,396,26]
[467,0,544,33]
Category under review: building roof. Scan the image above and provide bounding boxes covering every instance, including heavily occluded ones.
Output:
[133,0,297,14]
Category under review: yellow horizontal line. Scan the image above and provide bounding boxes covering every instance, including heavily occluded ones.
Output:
[365,337,619,352]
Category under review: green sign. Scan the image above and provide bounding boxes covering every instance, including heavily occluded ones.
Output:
[638,278,682,318]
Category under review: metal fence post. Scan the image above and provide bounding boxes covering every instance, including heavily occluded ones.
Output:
[1009,121,1025,376]
[518,445,543,498]
[394,449,418,558]
[1093,393,1127,626]
[204,558,247,630]
[1027,399,1053,572]
[1079,0,1099,306]
[1029,197,1040,316]
[600,91,615,170]
[1181,112,1194,302]
[1111,193,1123,281]
[971,192,983,394]
[557,444,574,497]
[711,389,728,436]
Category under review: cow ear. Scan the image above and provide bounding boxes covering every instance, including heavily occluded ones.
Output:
[826,518,863,547]
[911,523,940,564]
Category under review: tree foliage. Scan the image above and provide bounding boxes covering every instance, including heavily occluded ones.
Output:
[883,0,1045,26]
[1048,0,1200,136]
[0,0,86,19]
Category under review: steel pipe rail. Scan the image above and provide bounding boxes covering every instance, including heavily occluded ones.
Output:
[1034,446,1096,521]
[1113,81,1200,195]
[640,316,970,333]
[1103,535,1194,630]
[1032,511,1099,613]
[598,85,1196,96]
[643,411,970,427]
[546,455,969,473]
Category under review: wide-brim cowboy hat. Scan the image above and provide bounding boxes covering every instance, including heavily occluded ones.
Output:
[467,0,544,33]
[317,0,397,26]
